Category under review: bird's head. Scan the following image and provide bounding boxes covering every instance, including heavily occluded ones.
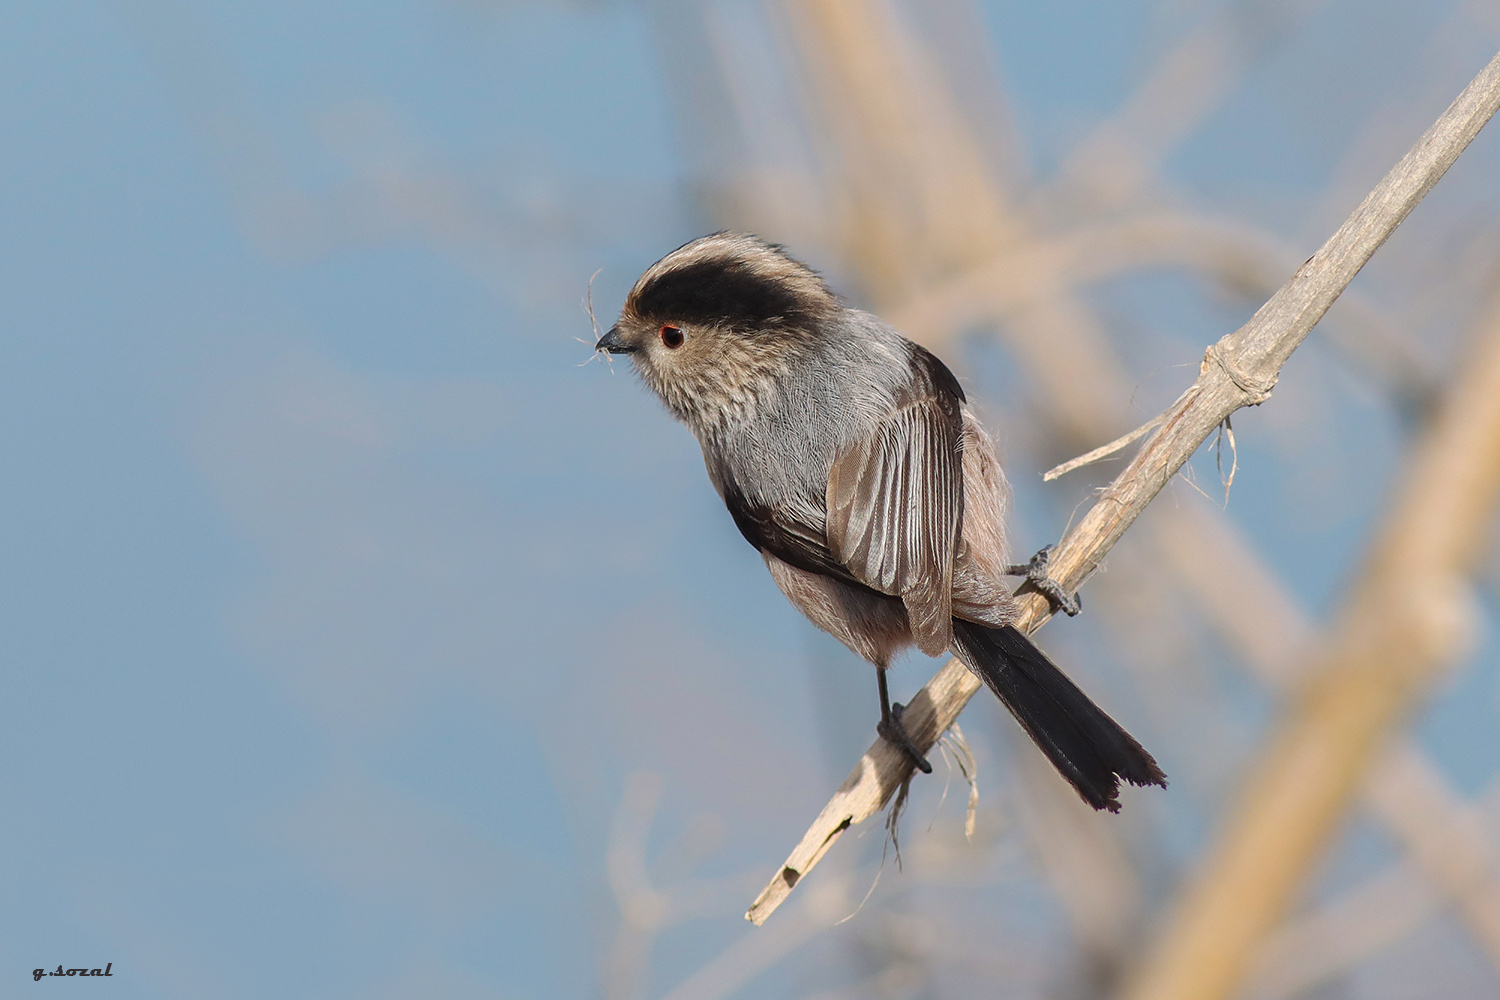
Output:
[597,232,838,434]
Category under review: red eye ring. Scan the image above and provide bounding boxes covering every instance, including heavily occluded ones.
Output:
[659,324,684,349]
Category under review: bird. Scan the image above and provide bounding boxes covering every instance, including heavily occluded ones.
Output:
[595,232,1165,812]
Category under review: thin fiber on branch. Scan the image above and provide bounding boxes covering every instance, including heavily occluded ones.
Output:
[747,46,1500,927]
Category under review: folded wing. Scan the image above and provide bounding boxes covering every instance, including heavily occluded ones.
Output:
[825,396,964,655]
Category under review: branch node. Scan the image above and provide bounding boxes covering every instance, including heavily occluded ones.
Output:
[1205,343,1276,404]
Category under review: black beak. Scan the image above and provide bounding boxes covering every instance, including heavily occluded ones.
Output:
[595,325,636,354]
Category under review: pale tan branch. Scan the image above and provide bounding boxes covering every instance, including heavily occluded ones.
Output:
[1141,491,1500,995]
[1159,460,1500,988]
[779,0,1020,301]
[747,46,1500,928]
[1242,844,1442,1000]
[1120,141,1500,1000]
[1361,745,1500,966]
[1042,414,1167,481]
[1243,760,1500,1000]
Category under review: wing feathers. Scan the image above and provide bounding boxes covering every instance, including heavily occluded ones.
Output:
[827,398,963,655]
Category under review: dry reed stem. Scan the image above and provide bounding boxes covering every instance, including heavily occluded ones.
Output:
[1245,763,1500,999]
[1360,745,1500,969]
[1042,415,1165,481]
[781,0,1017,299]
[1159,442,1500,988]
[747,46,1500,927]
[1120,271,1500,999]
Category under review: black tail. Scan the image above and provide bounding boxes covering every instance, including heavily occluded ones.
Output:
[951,619,1166,812]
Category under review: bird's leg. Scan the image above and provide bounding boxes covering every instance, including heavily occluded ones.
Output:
[1004,544,1083,617]
[875,667,932,774]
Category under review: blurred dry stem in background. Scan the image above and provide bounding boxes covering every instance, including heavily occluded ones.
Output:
[748,45,1500,933]
[607,2,1500,998]
[1122,267,1500,1000]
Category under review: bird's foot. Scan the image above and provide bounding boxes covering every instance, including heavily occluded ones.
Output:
[877,702,933,774]
[1005,544,1082,617]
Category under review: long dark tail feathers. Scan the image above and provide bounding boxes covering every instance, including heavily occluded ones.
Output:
[951,620,1166,812]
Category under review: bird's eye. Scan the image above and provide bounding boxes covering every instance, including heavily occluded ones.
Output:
[659,324,684,349]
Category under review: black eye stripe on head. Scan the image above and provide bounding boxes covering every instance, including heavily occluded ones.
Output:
[634,260,824,329]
